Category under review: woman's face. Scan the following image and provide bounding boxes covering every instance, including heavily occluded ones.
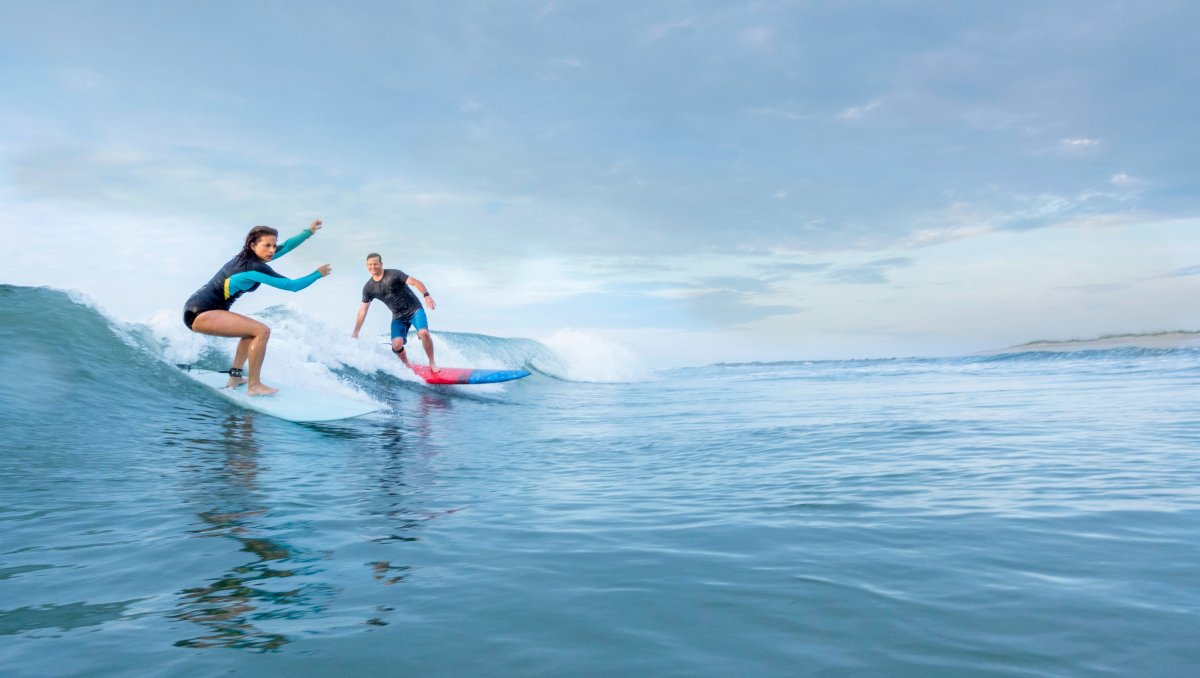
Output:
[251,235,279,261]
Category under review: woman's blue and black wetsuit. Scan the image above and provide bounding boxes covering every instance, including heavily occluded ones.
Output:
[182,230,321,330]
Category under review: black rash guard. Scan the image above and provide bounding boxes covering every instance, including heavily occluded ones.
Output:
[361,269,420,321]
[183,230,320,325]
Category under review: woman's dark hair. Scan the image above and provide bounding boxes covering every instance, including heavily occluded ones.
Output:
[241,226,279,259]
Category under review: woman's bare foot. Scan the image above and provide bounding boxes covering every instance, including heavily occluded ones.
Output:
[226,376,247,388]
[248,383,279,397]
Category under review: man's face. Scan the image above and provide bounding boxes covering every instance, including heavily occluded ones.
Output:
[366,257,383,276]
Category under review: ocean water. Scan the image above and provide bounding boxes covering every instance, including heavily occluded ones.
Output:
[2,284,1199,676]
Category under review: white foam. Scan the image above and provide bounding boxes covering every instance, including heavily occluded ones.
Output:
[144,308,208,364]
[140,303,390,402]
[536,329,652,383]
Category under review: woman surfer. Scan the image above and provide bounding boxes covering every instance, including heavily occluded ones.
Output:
[183,220,331,395]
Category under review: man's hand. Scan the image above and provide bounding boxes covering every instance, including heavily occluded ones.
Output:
[424,295,437,310]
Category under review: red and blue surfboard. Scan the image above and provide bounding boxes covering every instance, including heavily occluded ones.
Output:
[409,365,530,385]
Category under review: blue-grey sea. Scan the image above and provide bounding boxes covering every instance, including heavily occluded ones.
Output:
[2,284,1199,676]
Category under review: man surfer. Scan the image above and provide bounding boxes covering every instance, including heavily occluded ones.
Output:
[183,220,331,396]
[352,253,438,372]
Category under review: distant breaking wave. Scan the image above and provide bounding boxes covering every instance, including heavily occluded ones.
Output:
[970,346,1200,363]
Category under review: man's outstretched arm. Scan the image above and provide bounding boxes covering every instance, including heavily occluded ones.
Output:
[407,276,436,310]
[352,302,371,338]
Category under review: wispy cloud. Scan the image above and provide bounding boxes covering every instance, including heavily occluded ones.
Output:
[1060,137,1100,152]
[738,27,772,47]
[643,287,719,300]
[748,104,811,121]
[898,224,994,248]
[697,276,775,294]
[680,291,801,327]
[826,257,916,285]
[756,262,833,275]
[1160,264,1200,279]
[649,18,695,41]
[1059,282,1132,293]
[838,99,883,121]
[1110,173,1144,188]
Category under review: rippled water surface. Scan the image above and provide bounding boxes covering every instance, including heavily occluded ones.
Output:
[2,289,1200,676]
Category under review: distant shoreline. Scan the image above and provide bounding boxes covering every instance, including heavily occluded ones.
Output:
[981,331,1200,355]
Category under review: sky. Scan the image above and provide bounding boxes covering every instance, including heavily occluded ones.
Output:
[2,0,1199,367]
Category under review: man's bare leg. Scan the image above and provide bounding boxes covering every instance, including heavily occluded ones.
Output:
[417,329,438,372]
[391,337,410,365]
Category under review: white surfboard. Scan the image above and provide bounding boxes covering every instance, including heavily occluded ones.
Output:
[182,369,383,422]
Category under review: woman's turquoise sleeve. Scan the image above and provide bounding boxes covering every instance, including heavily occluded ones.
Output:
[273,229,313,260]
[227,270,323,295]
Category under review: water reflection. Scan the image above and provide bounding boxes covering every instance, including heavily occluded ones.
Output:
[364,394,450,547]
[167,395,452,649]
[171,413,330,652]
[370,560,410,586]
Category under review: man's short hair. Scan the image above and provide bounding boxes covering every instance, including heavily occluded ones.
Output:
[366,253,382,263]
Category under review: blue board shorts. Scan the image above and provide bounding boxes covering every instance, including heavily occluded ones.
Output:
[390,308,428,342]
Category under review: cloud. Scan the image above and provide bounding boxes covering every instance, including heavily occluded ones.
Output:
[1160,264,1200,279]
[6,2,1198,280]
[618,275,778,302]
[898,225,994,248]
[1021,212,1176,239]
[1060,282,1132,294]
[643,287,720,300]
[826,257,916,285]
[1110,173,1144,188]
[680,291,801,327]
[1060,137,1100,152]
[939,187,1148,236]
[648,18,695,41]
[756,262,834,275]
[738,27,771,47]
[838,100,883,121]
[696,276,775,294]
[747,105,811,121]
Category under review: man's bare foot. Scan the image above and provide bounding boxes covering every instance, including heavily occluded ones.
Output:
[248,383,279,397]
[226,376,247,388]
[429,362,440,373]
